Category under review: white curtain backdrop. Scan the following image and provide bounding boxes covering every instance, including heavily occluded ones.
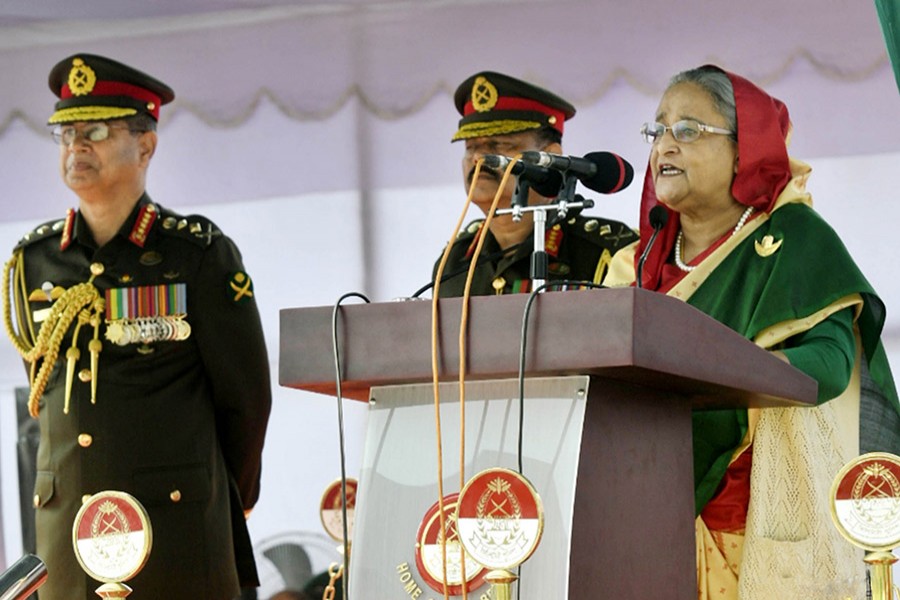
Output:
[0,0,898,588]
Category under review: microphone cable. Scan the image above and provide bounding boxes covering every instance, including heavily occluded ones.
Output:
[514,280,605,600]
[410,244,521,299]
[431,156,520,600]
[330,291,371,600]
[410,205,584,299]
[514,280,605,473]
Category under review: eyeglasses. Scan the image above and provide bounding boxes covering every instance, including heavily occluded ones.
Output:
[50,122,140,146]
[640,120,734,144]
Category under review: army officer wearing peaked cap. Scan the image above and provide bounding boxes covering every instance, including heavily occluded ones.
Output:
[3,54,272,599]
[433,71,638,296]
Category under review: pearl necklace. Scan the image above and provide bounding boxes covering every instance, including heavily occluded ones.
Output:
[674,206,754,272]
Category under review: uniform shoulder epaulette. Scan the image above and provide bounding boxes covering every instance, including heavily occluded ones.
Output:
[565,215,638,248]
[454,219,485,242]
[13,216,67,251]
[155,207,223,248]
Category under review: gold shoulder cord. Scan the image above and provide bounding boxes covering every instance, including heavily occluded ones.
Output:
[3,252,105,418]
[592,248,613,285]
[322,562,343,600]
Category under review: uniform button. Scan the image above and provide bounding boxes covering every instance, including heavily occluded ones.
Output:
[78,368,92,382]
[90,262,105,276]
[78,433,93,448]
[169,490,182,503]
[82,494,92,504]
[33,494,39,508]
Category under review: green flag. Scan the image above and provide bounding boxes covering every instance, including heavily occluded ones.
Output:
[875,0,900,93]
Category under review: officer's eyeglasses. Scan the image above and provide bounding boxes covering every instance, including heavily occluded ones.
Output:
[51,122,141,146]
[640,119,734,144]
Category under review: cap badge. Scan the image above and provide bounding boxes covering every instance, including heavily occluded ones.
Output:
[471,76,499,113]
[67,58,97,97]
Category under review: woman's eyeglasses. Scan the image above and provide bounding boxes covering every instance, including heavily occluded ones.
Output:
[640,120,734,144]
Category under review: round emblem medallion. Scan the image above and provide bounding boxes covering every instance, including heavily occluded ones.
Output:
[831,452,900,551]
[72,491,152,584]
[414,493,486,595]
[456,468,544,571]
[319,478,358,542]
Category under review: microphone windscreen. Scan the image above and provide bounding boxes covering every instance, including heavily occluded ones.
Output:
[649,204,669,229]
[581,152,634,194]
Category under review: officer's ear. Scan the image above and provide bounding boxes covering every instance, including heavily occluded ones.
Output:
[137,131,157,166]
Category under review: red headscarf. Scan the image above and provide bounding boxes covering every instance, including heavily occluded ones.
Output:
[634,65,793,290]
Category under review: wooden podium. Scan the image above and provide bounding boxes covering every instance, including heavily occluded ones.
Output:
[280,288,816,599]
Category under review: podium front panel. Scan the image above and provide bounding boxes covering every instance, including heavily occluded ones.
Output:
[349,376,589,599]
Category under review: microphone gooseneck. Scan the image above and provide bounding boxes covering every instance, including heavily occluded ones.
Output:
[636,205,669,289]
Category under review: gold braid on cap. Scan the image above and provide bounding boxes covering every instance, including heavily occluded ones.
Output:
[452,119,542,141]
[4,252,105,417]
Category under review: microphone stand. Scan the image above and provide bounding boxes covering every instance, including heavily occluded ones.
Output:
[495,175,592,291]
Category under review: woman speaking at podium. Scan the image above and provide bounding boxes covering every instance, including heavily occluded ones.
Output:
[605,64,900,599]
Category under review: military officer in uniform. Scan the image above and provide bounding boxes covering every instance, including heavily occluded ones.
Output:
[434,71,638,296]
[2,54,272,599]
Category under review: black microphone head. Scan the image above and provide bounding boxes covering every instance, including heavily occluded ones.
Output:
[580,152,634,194]
[649,204,669,230]
[513,162,563,197]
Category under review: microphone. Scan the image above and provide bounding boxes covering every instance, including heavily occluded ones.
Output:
[0,554,47,600]
[636,205,669,289]
[481,155,562,198]
[519,151,633,194]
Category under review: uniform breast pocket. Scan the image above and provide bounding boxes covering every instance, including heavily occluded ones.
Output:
[100,336,201,386]
[132,464,211,507]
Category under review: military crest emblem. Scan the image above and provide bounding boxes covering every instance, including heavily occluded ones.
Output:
[471,76,499,113]
[414,493,486,595]
[68,58,97,96]
[72,491,152,586]
[319,478,358,543]
[456,468,543,570]
[831,452,900,551]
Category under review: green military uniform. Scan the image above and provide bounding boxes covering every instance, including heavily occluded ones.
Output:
[440,71,638,297]
[5,195,271,599]
[434,215,637,297]
[3,53,272,600]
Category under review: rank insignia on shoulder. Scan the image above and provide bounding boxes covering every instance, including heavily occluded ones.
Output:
[228,272,254,303]
[128,203,158,247]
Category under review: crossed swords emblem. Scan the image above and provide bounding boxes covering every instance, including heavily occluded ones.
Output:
[230,273,254,302]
